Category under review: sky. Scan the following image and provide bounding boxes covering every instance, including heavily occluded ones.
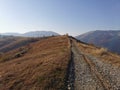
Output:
[0,0,120,36]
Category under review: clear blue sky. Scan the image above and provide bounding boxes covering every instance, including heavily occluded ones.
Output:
[0,0,120,36]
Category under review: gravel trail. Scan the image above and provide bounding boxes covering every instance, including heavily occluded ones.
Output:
[71,40,105,90]
[86,55,120,90]
[67,39,120,90]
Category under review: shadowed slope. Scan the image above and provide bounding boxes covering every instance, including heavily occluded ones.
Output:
[0,36,39,53]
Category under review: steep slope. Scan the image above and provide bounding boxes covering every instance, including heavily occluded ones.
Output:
[0,36,71,90]
[76,30,120,54]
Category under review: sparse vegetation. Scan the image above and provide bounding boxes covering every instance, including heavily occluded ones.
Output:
[75,39,120,66]
[95,47,108,56]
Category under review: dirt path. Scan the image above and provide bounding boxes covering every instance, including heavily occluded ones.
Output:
[71,39,106,90]
[67,38,120,90]
[68,40,112,90]
[86,54,120,90]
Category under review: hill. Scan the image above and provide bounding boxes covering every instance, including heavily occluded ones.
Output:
[0,35,120,90]
[0,36,70,90]
[76,30,120,54]
[1,31,59,37]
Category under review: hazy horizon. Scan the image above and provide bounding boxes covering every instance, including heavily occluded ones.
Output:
[0,0,120,36]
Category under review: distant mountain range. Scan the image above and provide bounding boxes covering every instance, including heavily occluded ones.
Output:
[1,31,59,37]
[76,30,120,54]
[1,30,120,54]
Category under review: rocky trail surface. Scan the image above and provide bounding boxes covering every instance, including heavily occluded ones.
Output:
[67,38,120,90]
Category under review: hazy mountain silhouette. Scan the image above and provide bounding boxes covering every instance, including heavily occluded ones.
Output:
[1,31,59,37]
[76,30,120,54]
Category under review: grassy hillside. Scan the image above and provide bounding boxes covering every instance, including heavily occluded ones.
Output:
[75,39,120,66]
[0,36,71,90]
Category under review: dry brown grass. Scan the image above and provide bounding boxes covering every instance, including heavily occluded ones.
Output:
[0,36,70,90]
[91,47,108,56]
[75,40,120,66]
